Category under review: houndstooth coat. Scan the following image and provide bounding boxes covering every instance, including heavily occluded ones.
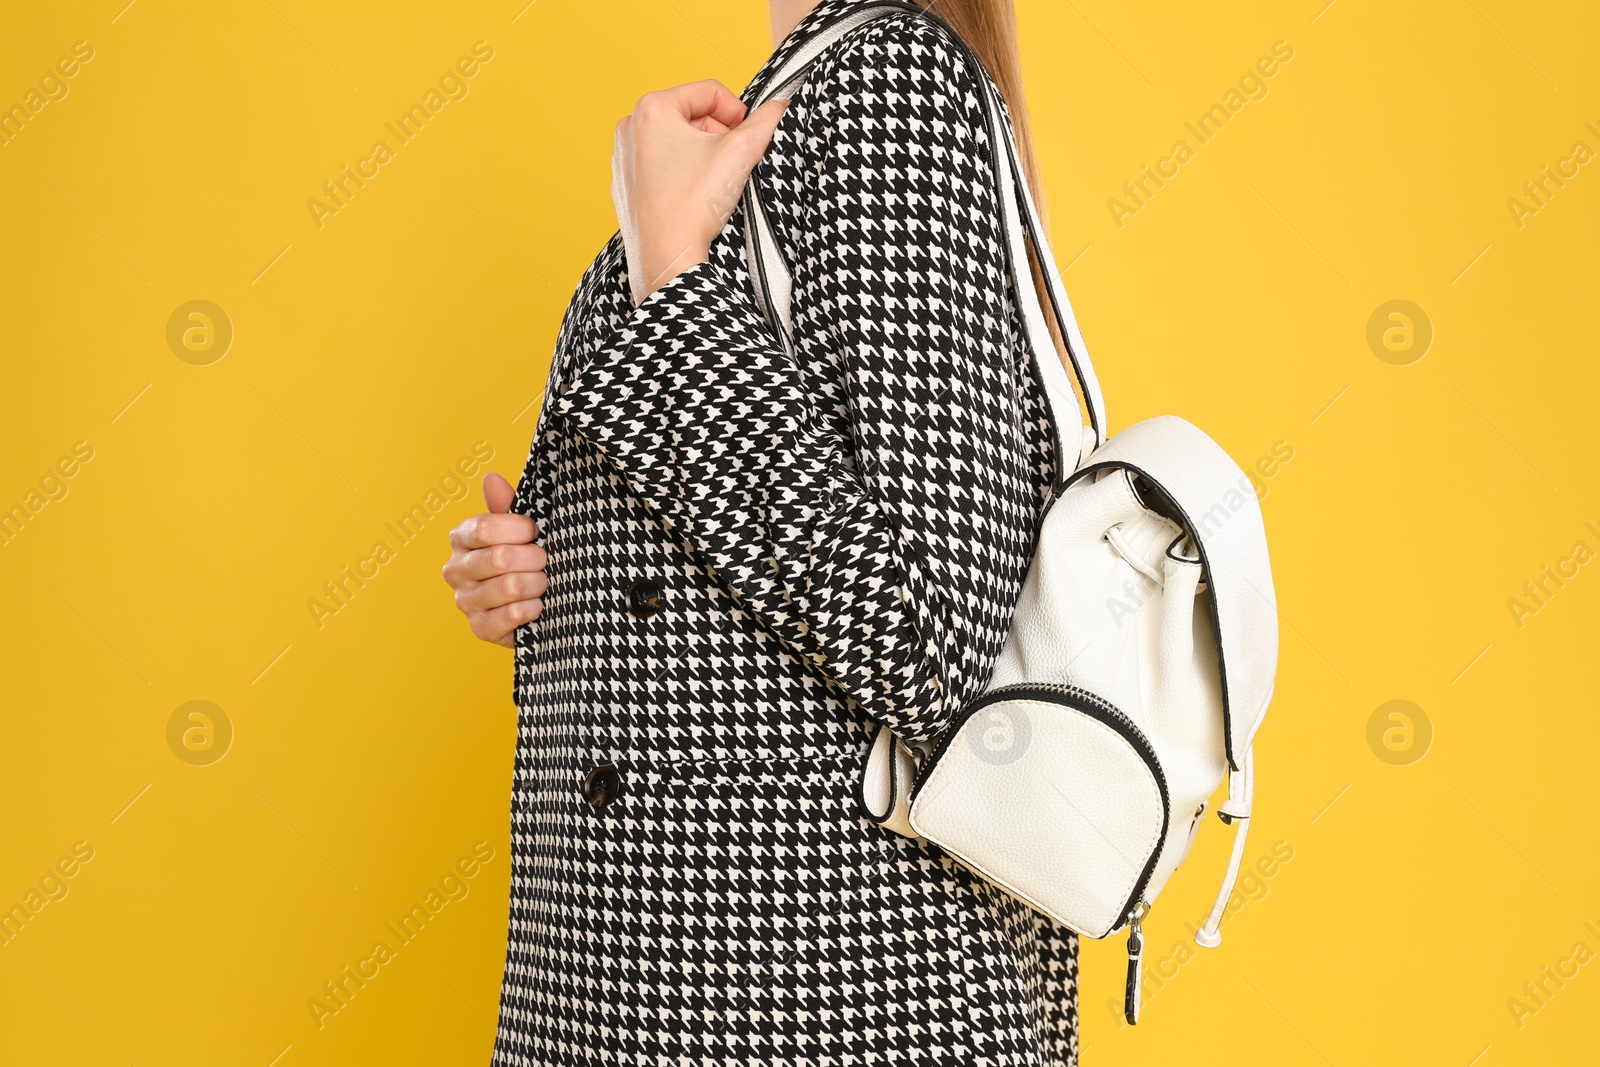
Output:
[494,2,1080,1062]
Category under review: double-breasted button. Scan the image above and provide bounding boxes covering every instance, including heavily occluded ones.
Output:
[626,577,663,619]
[582,765,621,811]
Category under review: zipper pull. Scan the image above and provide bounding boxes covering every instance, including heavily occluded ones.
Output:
[1124,900,1149,1026]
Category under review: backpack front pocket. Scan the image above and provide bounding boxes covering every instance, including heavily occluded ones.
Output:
[909,684,1171,939]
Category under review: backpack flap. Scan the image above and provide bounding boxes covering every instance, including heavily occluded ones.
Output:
[1065,415,1278,770]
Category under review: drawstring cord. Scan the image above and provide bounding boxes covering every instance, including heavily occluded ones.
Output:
[1195,746,1254,947]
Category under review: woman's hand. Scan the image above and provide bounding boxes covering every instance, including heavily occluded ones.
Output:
[443,472,547,647]
[612,80,788,305]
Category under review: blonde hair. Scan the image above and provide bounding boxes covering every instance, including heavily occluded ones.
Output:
[913,0,1043,215]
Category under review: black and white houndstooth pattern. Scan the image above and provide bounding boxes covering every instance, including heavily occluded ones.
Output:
[494,2,1078,1062]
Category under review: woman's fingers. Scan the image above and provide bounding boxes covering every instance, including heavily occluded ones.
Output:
[445,481,546,646]
[722,98,789,172]
[613,114,632,157]
[455,567,547,614]
[465,597,543,647]
[464,569,549,612]
[613,80,787,300]
[451,540,548,584]
[442,541,546,589]
[449,510,536,551]
[482,471,515,513]
[643,79,745,129]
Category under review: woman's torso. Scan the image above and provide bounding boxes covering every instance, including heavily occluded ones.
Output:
[492,4,1076,1064]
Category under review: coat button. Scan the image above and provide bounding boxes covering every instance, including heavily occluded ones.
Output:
[626,577,663,618]
[582,765,621,811]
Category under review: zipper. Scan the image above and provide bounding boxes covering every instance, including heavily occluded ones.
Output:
[915,682,1173,932]
[1124,898,1149,1025]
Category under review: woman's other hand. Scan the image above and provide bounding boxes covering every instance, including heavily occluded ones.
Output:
[443,472,547,647]
[612,80,788,305]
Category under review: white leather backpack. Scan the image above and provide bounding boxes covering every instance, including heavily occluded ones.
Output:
[743,2,1279,1025]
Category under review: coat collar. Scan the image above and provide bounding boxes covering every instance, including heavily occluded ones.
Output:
[743,0,905,101]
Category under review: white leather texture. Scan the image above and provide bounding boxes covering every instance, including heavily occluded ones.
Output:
[912,463,1231,936]
[1070,416,1278,766]
[910,416,1278,939]
[911,695,1166,938]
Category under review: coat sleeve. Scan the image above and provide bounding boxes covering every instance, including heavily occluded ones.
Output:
[548,19,1047,743]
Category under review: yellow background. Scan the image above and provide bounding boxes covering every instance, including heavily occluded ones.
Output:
[2,0,1597,1063]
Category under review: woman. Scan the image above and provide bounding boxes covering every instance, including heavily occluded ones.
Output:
[442,0,1084,1061]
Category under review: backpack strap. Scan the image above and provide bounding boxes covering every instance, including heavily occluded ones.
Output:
[739,0,1109,477]
[741,1,904,358]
